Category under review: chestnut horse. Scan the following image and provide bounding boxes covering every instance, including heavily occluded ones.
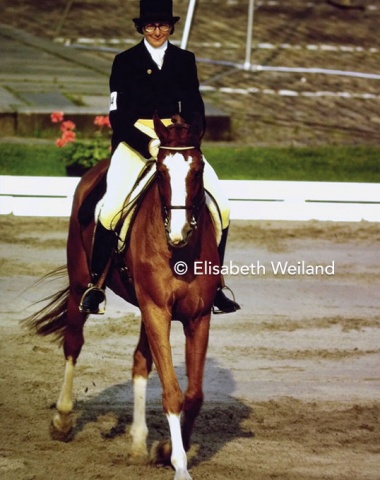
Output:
[25,114,220,480]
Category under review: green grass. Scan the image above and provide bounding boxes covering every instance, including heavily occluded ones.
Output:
[0,143,379,182]
[0,143,66,176]
[203,145,380,182]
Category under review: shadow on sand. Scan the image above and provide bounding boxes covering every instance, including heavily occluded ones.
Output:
[64,357,254,468]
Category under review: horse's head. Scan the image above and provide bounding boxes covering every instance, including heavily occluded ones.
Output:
[154,112,205,248]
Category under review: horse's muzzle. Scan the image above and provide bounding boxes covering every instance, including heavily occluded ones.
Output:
[166,226,194,248]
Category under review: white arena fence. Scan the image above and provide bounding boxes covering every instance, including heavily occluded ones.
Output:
[1,176,379,222]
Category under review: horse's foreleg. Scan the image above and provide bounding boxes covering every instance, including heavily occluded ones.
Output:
[142,306,190,480]
[51,293,87,441]
[182,314,211,452]
[167,413,192,480]
[129,322,153,462]
[51,356,75,439]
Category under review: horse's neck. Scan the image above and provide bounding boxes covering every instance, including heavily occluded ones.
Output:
[133,183,170,250]
[197,206,215,238]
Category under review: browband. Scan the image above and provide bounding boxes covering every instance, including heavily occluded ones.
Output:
[159,146,195,151]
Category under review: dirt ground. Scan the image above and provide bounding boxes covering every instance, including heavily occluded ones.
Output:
[1,2,380,478]
[0,215,379,480]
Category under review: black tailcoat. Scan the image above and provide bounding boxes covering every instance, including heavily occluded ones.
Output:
[109,40,205,157]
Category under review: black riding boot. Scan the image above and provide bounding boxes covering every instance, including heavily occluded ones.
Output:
[79,222,116,314]
[213,226,241,314]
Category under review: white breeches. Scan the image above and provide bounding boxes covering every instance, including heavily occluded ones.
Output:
[98,142,230,231]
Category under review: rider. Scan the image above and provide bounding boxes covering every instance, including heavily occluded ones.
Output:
[79,0,240,315]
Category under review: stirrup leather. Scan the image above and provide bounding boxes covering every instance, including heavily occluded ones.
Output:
[212,285,238,315]
[79,285,107,315]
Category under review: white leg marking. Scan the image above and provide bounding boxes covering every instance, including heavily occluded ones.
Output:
[167,413,192,480]
[57,357,75,414]
[52,356,75,434]
[130,376,148,456]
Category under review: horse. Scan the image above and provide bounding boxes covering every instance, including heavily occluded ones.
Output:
[24,113,221,480]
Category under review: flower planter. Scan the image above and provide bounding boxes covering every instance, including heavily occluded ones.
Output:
[51,111,112,177]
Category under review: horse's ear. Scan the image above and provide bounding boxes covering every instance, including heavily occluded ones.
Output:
[190,112,205,143]
[153,111,169,143]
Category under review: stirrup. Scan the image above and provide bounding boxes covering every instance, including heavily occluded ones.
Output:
[212,285,240,315]
[79,285,107,315]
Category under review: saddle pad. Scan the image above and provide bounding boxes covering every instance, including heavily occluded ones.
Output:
[95,141,223,249]
[134,118,172,138]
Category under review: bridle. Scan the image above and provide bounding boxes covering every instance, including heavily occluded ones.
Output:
[162,201,204,231]
[159,146,195,151]
[158,144,204,235]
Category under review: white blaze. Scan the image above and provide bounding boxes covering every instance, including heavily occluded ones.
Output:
[164,152,193,244]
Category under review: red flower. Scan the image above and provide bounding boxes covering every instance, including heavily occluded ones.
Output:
[55,138,66,147]
[62,130,76,143]
[60,120,76,132]
[94,115,111,128]
[51,111,64,123]
[56,130,76,147]
[94,115,103,126]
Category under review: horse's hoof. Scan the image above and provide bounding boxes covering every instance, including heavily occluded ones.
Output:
[50,421,74,442]
[150,439,172,466]
[50,414,74,442]
[127,451,150,466]
[174,470,193,480]
[127,440,149,465]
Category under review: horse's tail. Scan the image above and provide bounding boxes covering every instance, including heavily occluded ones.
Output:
[22,266,70,343]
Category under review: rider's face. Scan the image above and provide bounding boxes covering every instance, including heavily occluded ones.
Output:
[143,22,171,48]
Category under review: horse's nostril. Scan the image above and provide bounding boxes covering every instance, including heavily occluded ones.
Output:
[183,227,194,243]
[169,235,185,246]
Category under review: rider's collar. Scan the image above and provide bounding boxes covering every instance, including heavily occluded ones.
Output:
[144,39,168,69]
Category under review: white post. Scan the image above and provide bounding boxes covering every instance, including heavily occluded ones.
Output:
[244,0,255,70]
[181,0,197,50]
[55,0,75,37]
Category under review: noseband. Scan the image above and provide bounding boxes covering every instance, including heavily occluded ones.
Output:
[163,201,204,230]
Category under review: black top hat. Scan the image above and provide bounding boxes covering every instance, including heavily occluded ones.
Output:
[133,0,180,26]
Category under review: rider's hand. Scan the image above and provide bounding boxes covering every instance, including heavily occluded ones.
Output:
[149,139,161,159]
